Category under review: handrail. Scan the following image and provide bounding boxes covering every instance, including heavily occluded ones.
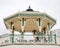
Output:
[0,34,60,47]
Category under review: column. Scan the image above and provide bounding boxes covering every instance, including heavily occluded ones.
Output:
[54,34,56,44]
[47,23,51,43]
[22,18,24,31]
[38,18,43,41]
[21,18,24,41]
[10,22,14,44]
[21,32,24,42]
[38,18,42,32]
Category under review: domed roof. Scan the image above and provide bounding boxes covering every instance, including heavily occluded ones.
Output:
[26,6,33,11]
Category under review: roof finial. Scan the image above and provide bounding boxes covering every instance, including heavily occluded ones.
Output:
[26,6,33,11]
[29,6,31,9]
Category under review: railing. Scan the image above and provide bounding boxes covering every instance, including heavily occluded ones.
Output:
[0,34,57,46]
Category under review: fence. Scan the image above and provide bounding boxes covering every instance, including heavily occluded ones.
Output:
[0,34,57,45]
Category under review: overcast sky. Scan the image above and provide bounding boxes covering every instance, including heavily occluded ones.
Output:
[0,0,60,35]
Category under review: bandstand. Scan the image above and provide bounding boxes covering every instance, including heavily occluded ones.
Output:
[1,6,57,46]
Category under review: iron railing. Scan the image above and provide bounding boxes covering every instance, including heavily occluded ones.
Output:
[0,34,57,45]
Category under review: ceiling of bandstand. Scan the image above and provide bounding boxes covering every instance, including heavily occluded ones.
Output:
[4,12,56,32]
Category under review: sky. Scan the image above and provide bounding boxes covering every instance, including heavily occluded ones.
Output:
[0,0,60,35]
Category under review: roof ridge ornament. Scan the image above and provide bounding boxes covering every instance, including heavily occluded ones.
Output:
[26,6,33,11]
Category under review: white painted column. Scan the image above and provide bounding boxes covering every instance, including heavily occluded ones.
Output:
[47,23,51,43]
[38,18,42,32]
[22,18,24,32]
[47,23,51,35]
[21,18,25,41]
[9,22,14,44]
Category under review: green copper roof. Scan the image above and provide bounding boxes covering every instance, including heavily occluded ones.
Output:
[20,13,44,16]
[4,13,19,21]
[44,14,56,23]
[4,13,56,23]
